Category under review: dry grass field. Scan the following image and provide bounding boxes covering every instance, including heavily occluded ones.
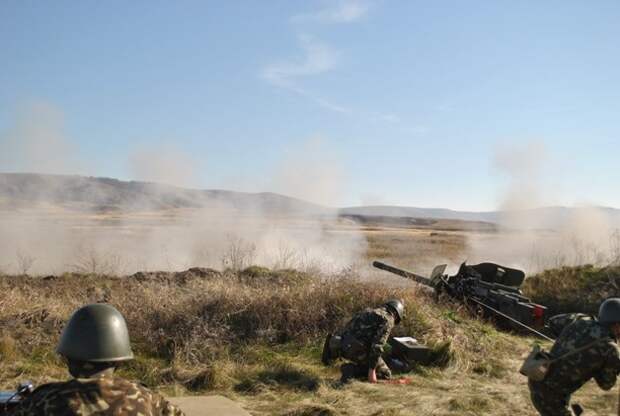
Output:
[1,218,619,415]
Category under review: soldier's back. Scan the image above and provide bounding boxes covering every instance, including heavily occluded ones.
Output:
[545,317,617,394]
[341,307,391,344]
[11,374,184,416]
[546,313,592,338]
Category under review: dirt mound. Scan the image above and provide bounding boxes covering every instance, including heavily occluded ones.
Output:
[129,267,222,283]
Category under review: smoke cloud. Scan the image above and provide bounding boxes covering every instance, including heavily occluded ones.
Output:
[493,140,549,212]
[0,102,83,175]
[4,102,617,278]
[128,144,201,189]
[269,138,345,207]
[0,106,366,275]
[465,141,620,272]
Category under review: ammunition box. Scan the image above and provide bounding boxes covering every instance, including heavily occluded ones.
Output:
[389,337,432,364]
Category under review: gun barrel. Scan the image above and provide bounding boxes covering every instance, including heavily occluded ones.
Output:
[372,261,433,287]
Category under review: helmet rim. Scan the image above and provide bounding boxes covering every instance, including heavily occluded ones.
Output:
[384,299,404,323]
[56,304,134,362]
[598,298,620,326]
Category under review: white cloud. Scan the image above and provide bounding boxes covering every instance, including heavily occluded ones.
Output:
[292,0,371,24]
[262,3,394,118]
[376,113,400,123]
[262,35,351,114]
[306,92,352,114]
[262,35,338,88]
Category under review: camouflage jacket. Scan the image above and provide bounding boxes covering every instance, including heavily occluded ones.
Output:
[10,374,184,415]
[339,307,395,369]
[542,316,620,395]
[546,313,593,338]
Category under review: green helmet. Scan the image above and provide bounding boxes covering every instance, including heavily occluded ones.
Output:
[599,298,620,326]
[384,299,405,324]
[57,304,134,362]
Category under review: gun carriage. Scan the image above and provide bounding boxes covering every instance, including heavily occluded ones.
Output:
[373,260,550,339]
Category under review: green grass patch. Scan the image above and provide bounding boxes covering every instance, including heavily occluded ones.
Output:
[235,362,321,394]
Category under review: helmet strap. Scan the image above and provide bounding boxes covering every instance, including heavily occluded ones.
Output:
[385,305,400,324]
[67,359,116,379]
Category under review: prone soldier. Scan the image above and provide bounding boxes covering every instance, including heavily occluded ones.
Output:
[10,303,185,416]
[528,298,620,416]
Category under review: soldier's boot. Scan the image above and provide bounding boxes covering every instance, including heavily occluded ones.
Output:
[376,358,392,380]
[340,363,356,383]
[321,334,333,366]
[340,363,365,383]
[377,367,393,379]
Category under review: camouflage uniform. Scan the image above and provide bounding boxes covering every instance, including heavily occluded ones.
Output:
[10,373,184,416]
[529,314,620,416]
[338,306,395,380]
[545,313,592,338]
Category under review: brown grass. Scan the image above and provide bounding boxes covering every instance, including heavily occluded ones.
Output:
[523,264,620,316]
[1,229,618,415]
[0,267,526,407]
[364,230,467,273]
[0,268,472,381]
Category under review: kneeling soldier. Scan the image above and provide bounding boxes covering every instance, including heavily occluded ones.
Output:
[325,299,404,383]
[529,298,620,416]
[11,303,184,415]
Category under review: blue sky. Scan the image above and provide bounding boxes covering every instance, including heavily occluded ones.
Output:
[1,1,619,210]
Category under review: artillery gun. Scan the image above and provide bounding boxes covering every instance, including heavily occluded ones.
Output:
[373,260,551,340]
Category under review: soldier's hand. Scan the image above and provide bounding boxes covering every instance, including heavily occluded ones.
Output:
[368,368,377,383]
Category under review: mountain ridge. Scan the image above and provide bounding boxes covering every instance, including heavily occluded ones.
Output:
[2,173,619,228]
[0,172,330,216]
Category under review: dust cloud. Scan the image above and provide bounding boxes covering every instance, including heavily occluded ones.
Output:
[269,138,344,207]
[465,141,620,273]
[3,104,618,277]
[0,102,83,175]
[0,106,367,276]
[128,145,201,189]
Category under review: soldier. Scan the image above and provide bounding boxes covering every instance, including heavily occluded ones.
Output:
[545,313,593,339]
[528,298,620,416]
[331,299,404,383]
[11,303,185,415]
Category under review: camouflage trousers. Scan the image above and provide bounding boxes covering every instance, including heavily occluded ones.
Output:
[528,380,577,416]
[340,357,392,383]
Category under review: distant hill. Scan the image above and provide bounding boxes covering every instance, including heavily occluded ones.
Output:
[340,205,620,230]
[0,173,330,216]
[339,213,497,231]
[2,173,619,230]
[340,205,495,222]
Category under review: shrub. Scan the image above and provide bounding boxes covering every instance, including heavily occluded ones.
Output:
[523,265,620,316]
